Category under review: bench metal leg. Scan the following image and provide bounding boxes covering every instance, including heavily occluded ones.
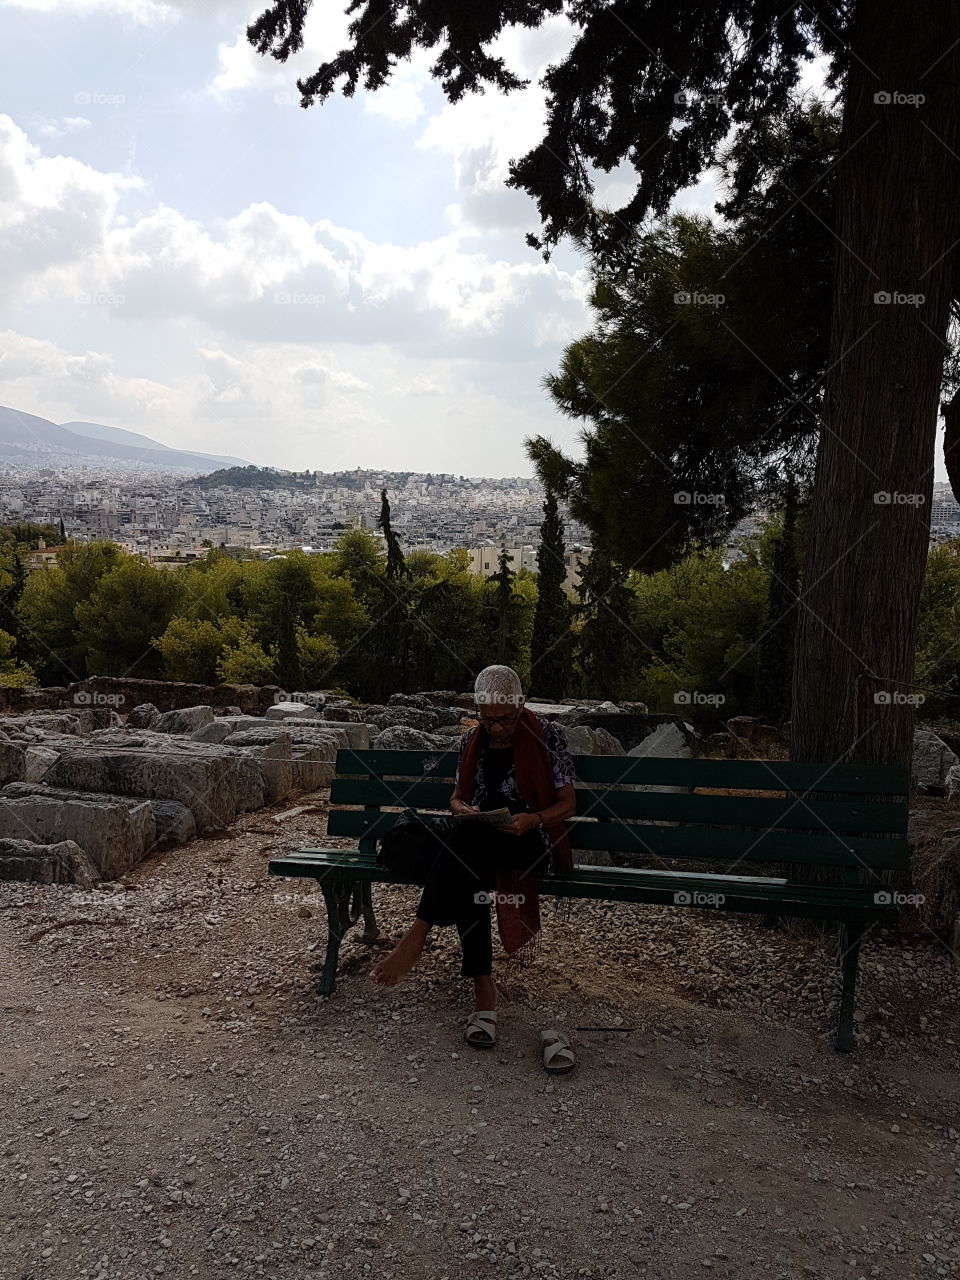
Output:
[836,922,864,1053]
[316,881,365,997]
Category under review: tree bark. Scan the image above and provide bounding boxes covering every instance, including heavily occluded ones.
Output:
[791,0,960,769]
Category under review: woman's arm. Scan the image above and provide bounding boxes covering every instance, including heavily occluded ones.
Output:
[534,783,576,826]
[448,782,479,816]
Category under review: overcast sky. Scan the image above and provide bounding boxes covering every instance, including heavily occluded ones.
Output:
[3,2,942,483]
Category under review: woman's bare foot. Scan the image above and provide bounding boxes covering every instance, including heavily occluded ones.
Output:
[370,919,430,987]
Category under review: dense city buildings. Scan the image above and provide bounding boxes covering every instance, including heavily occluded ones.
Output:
[4,467,958,582]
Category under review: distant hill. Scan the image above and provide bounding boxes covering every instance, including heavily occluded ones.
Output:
[199,465,300,489]
[0,407,252,473]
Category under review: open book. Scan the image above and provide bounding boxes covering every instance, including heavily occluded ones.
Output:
[455,807,514,825]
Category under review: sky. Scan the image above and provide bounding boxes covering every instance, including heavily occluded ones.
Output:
[3,1,938,483]
[0,0,729,475]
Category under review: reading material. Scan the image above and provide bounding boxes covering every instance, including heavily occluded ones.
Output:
[455,807,514,825]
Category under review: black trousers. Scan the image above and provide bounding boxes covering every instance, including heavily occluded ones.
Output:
[415,818,551,978]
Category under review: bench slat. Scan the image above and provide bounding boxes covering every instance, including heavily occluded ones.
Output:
[324,808,909,869]
[328,776,907,835]
[267,852,897,921]
[333,748,909,796]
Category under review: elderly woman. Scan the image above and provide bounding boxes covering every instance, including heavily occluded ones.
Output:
[371,665,577,1065]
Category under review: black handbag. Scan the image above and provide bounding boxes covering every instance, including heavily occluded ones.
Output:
[375,808,459,879]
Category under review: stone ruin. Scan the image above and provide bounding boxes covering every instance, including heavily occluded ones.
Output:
[3,678,956,945]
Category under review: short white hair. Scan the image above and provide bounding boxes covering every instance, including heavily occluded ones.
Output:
[473,664,524,709]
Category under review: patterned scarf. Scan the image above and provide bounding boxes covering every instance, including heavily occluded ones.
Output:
[457,706,573,961]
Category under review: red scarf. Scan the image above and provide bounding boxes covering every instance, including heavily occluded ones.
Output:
[458,707,573,956]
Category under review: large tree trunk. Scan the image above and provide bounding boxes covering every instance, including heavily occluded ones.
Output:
[791,0,960,769]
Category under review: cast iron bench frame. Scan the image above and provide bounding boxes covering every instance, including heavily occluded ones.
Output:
[268,747,910,1052]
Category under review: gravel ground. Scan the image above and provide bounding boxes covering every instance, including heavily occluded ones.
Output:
[1,790,959,1280]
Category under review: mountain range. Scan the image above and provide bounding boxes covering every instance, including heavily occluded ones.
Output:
[0,406,250,472]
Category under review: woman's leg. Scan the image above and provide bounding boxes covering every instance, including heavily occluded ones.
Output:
[370,824,490,988]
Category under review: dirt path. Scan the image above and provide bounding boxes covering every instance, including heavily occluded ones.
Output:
[1,794,958,1280]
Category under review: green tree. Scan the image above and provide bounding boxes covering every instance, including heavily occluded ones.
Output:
[752,481,804,725]
[915,542,960,719]
[18,540,123,682]
[0,628,36,687]
[216,623,278,685]
[573,548,645,702]
[529,489,572,699]
[247,0,960,772]
[75,558,183,678]
[156,615,249,684]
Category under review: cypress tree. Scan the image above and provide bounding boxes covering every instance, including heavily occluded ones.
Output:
[530,489,571,699]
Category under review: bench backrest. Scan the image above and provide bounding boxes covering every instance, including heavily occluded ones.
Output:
[326,748,910,876]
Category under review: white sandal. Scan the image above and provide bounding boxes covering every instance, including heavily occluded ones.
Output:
[464,1009,498,1048]
[541,1028,575,1074]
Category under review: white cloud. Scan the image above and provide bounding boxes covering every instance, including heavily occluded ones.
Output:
[20,114,92,140]
[0,111,591,471]
[0,0,178,24]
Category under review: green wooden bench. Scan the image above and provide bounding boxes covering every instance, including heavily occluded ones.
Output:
[268,748,910,1052]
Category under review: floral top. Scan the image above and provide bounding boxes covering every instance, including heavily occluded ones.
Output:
[455,713,576,859]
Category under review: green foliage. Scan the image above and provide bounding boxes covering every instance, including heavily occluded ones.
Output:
[0,627,36,687]
[198,465,290,490]
[632,547,769,720]
[529,489,572,699]
[18,540,124,682]
[527,103,837,569]
[75,558,184,678]
[215,624,278,686]
[915,542,960,718]
[156,616,249,684]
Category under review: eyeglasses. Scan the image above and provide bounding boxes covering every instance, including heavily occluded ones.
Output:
[478,710,519,726]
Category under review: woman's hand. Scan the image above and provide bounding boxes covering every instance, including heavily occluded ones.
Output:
[494,812,541,837]
[451,800,481,817]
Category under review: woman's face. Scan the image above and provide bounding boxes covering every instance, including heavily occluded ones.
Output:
[476,700,521,742]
